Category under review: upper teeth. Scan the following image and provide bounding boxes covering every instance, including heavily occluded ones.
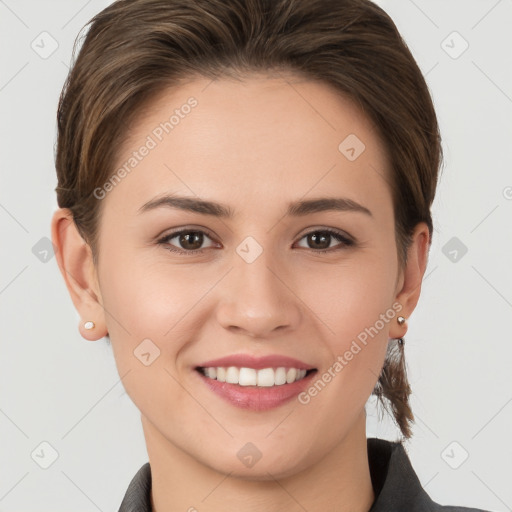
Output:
[201,366,309,387]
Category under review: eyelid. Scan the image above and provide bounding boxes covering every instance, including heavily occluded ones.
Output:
[155,224,216,240]
[155,226,217,248]
[157,225,356,255]
[157,225,353,242]
[295,225,354,243]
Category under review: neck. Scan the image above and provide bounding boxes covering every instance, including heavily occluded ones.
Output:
[142,411,375,512]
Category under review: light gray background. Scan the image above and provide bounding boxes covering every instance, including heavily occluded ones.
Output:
[1,0,511,511]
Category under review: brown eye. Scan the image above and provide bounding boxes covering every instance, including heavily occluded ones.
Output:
[157,227,354,256]
[307,232,331,250]
[158,229,217,254]
[295,229,354,252]
[177,231,204,251]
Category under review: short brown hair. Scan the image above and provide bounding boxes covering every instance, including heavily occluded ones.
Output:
[55,0,443,440]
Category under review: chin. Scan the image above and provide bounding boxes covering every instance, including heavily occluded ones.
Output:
[203,450,310,481]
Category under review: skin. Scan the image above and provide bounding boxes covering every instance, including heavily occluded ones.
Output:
[52,73,429,512]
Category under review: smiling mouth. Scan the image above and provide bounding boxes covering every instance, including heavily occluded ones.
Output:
[195,366,317,387]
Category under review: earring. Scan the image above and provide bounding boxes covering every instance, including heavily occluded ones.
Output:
[84,321,95,330]
[397,316,406,345]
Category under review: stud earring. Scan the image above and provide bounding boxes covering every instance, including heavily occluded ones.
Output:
[84,321,95,330]
[397,316,406,326]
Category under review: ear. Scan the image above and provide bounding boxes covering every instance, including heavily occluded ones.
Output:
[388,222,430,339]
[51,208,107,341]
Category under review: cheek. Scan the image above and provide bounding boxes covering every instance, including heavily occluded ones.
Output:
[296,248,397,337]
[293,253,395,397]
[97,250,203,411]
[97,244,229,380]
[99,234,197,326]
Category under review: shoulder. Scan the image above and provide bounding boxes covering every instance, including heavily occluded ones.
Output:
[367,438,494,512]
[439,507,491,512]
[118,462,152,512]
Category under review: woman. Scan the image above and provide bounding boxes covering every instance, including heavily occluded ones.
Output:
[50,0,492,510]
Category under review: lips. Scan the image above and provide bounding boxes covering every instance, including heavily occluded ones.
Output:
[195,367,318,411]
[196,353,317,371]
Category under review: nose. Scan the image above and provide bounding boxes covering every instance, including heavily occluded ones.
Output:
[215,249,301,338]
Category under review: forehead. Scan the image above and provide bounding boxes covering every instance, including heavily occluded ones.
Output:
[105,73,391,219]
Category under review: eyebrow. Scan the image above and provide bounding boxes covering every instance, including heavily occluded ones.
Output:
[138,194,373,218]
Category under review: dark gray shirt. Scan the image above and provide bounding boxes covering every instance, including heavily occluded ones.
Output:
[118,437,491,512]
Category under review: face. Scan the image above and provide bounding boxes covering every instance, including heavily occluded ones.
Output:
[90,74,405,478]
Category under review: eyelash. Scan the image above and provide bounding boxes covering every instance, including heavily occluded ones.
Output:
[156,228,355,255]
